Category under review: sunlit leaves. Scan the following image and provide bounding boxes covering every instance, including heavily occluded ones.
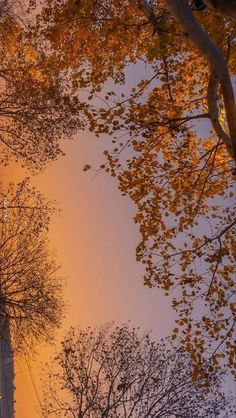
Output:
[32,0,236,376]
[0,7,89,171]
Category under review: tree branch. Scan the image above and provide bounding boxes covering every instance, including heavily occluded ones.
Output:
[207,71,233,155]
[164,0,236,161]
[139,0,236,161]
[203,0,236,18]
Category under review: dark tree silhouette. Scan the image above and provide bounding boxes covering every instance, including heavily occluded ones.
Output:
[42,324,232,418]
[0,180,64,353]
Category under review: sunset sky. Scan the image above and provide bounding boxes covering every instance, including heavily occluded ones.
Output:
[0,1,236,416]
[2,130,175,417]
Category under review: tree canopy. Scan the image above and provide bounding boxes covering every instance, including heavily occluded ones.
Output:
[42,324,231,418]
[0,0,88,172]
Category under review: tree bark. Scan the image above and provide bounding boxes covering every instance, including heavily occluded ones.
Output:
[207,72,232,156]
[203,0,236,18]
[164,0,236,161]
[139,0,236,161]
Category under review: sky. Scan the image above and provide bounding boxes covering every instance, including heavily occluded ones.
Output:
[1,129,175,418]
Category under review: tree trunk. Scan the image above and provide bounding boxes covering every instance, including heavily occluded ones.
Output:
[164,0,236,161]
[203,0,236,18]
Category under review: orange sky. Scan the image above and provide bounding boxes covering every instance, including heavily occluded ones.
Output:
[1,131,175,418]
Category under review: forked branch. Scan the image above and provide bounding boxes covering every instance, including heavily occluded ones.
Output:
[139,0,236,161]
[164,0,236,161]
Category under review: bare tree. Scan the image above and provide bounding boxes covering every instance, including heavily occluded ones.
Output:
[42,324,232,418]
[0,180,64,353]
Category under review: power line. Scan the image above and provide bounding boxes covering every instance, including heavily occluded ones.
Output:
[15,362,35,404]
[25,358,44,416]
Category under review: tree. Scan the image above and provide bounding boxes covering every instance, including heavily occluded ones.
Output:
[0,3,89,172]
[31,0,236,376]
[42,324,232,418]
[0,179,64,353]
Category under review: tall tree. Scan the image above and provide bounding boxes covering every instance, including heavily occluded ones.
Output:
[32,0,236,376]
[42,324,232,418]
[0,180,64,353]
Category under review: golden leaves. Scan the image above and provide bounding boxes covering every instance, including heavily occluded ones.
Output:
[0,19,22,58]
[83,164,91,172]
[20,0,236,379]
[23,45,37,64]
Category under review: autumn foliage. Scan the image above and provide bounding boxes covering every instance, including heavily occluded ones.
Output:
[28,0,236,377]
[0,3,87,172]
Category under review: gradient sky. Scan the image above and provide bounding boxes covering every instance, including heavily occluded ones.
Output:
[1,130,175,418]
